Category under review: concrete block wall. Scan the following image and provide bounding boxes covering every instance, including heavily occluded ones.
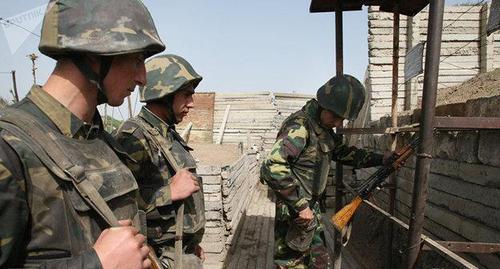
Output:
[349,95,500,268]
[198,152,261,268]
[212,92,313,151]
[367,4,500,120]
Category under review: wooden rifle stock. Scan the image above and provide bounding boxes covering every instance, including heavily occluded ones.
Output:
[331,134,420,231]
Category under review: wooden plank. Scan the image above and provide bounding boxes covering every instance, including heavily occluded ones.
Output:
[216,105,231,144]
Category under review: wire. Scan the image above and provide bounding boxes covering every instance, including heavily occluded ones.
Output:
[0,71,12,74]
[0,17,41,38]
[442,0,486,30]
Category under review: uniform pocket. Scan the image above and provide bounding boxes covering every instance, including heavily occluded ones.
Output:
[285,217,318,252]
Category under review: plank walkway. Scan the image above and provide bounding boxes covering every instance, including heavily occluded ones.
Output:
[223,183,275,269]
[222,183,363,269]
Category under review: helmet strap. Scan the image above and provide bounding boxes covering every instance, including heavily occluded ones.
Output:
[71,55,114,105]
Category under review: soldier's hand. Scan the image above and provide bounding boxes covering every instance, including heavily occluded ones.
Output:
[170,169,200,201]
[295,207,314,227]
[93,220,151,269]
[194,244,206,262]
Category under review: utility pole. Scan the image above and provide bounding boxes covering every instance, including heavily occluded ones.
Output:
[11,70,19,102]
[127,96,133,119]
[28,53,38,85]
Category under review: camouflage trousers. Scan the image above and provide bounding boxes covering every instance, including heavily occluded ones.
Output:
[274,202,332,269]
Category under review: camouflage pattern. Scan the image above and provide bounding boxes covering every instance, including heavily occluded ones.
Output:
[0,85,140,268]
[140,54,203,102]
[274,203,331,269]
[39,0,165,59]
[316,74,366,121]
[114,107,205,263]
[261,99,383,268]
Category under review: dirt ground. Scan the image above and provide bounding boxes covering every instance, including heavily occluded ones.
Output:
[190,143,243,166]
[436,68,500,105]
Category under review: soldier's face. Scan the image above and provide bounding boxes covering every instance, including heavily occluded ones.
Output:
[171,85,195,123]
[320,109,344,129]
[104,53,146,106]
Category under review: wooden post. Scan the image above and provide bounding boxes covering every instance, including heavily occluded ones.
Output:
[11,70,19,102]
[480,3,494,73]
[405,13,421,110]
[127,96,133,118]
[217,105,231,144]
[386,4,400,269]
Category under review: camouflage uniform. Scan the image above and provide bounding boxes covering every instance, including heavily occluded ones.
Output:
[114,55,205,269]
[0,0,164,268]
[261,96,383,268]
[0,86,140,268]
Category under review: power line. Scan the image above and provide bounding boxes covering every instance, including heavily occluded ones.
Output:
[0,17,40,38]
[442,0,486,30]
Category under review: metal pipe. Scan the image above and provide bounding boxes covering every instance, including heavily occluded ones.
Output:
[386,4,400,268]
[406,0,445,268]
[333,6,344,269]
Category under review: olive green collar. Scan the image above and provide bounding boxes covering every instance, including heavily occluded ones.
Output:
[27,85,100,139]
[138,106,172,137]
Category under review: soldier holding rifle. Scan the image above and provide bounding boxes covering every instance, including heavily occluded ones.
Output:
[261,75,391,269]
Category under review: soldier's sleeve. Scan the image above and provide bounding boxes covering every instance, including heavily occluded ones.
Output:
[331,133,384,168]
[260,120,309,213]
[0,136,29,267]
[114,126,173,212]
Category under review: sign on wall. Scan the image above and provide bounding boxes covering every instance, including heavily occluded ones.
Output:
[404,42,424,82]
[487,0,500,36]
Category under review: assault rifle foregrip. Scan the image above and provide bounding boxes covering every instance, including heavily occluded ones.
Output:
[331,135,420,231]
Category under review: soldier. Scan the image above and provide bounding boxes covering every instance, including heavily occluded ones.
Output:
[261,75,389,269]
[0,0,165,268]
[114,54,206,269]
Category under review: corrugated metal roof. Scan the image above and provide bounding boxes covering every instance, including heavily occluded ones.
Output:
[310,0,430,16]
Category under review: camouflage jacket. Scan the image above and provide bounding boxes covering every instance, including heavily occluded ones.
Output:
[114,107,205,250]
[261,99,383,213]
[0,86,141,268]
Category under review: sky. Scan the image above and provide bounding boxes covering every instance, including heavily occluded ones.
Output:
[0,0,474,119]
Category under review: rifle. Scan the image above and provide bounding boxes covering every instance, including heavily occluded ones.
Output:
[331,133,421,231]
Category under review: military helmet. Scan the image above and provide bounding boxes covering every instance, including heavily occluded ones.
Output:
[39,0,165,59]
[140,54,203,103]
[316,74,366,121]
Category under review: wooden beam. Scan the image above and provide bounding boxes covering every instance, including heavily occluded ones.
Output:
[217,105,231,144]
[422,241,500,254]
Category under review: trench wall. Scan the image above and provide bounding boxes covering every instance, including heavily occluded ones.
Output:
[345,95,500,268]
[197,152,260,268]
[367,4,500,120]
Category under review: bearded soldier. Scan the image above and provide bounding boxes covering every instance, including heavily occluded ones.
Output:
[0,0,165,268]
[261,75,389,269]
[114,54,206,269]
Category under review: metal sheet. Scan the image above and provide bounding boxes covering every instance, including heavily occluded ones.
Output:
[310,0,429,16]
[405,43,424,82]
[487,0,500,36]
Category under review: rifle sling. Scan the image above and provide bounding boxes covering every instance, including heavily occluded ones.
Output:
[133,117,185,269]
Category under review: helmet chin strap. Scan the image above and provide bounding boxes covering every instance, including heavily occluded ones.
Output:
[71,55,113,105]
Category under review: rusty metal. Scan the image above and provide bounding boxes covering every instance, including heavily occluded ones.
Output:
[422,241,500,254]
[365,201,479,269]
[386,5,400,268]
[309,0,429,16]
[337,116,500,135]
[435,117,500,130]
[333,4,344,269]
[406,0,445,268]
